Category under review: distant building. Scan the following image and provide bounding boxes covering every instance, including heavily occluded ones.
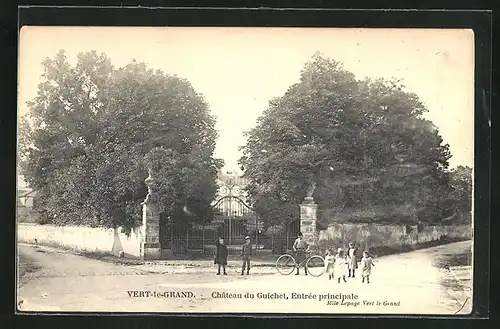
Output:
[17,174,40,222]
[18,187,36,208]
[212,169,263,243]
[214,169,249,201]
[17,186,39,223]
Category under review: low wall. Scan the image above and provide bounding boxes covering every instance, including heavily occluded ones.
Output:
[417,225,472,244]
[318,223,472,252]
[17,223,472,260]
[17,223,142,258]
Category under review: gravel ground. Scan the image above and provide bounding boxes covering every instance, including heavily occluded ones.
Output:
[16,241,472,315]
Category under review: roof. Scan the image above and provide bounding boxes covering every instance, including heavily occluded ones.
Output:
[18,188,36,198]
[217,170,249,186]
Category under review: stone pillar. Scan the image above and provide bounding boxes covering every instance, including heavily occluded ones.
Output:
[140,170,161,260]
[300,196,319,250]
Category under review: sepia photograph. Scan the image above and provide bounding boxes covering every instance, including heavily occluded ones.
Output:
[16,26,474,315]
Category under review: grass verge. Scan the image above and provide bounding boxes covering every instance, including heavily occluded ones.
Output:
[77,250,145,266]
[19,240,146,266]
[368,237,470,258]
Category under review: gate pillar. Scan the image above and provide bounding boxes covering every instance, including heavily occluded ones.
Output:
[299,196,319,250]
[140,170,161,260]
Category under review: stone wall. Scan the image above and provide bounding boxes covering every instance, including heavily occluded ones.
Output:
[17,222,473,259]
[317,223,472,252]
[17,223,142,257]
[417,225,472,243]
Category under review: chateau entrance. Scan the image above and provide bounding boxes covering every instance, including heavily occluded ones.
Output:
[212,195,261,245]
[158,195,262,257]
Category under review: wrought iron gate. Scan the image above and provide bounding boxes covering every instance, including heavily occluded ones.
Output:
[259,219,300,254]
[212,195,260,245]
[158,195,261,256]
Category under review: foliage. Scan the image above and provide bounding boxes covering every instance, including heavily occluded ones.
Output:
[19,50,223,231]
[448,166,473,213]
[439,165,473,224]
[239,52,454,227]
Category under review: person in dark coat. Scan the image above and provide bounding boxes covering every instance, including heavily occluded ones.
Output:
[215,237,228,275]
[347,242,359,278]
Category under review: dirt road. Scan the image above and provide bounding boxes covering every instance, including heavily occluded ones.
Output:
[17,241,472,315]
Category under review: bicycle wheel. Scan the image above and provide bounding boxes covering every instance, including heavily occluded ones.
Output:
[276,254,296,275]
[306,255,326,277]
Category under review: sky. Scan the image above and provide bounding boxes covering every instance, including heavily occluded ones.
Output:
[18,26,474,183]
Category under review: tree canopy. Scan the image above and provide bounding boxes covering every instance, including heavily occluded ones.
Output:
[19,50,223,231]
[239,53,459,228]
[443,165,473,223]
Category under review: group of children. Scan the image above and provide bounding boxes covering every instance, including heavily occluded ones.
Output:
[215,234,375,282]
[324,242,375,283]
[214,235,253,276]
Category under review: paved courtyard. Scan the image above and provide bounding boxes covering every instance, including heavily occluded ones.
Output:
[17,241,472,315]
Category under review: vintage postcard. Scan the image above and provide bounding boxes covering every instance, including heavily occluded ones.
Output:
[17,26,474,315]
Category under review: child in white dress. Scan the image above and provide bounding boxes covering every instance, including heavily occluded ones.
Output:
[360,251,375,283]
[334,248,348,283]
[324,249,336,280]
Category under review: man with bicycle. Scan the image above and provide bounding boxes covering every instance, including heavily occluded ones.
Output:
[293,232,309,275]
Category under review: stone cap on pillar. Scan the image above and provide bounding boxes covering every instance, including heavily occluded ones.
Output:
[300,219,314,226]
[142,170,155,205]
[302,196,315,204]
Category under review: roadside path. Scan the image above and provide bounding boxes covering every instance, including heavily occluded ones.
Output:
[17,241,472,314]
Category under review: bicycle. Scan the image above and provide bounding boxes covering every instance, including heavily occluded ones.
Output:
[275,250,326,277]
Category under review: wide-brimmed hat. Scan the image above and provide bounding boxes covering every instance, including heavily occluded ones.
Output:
[245,236,251,240]
[337,248,343,252]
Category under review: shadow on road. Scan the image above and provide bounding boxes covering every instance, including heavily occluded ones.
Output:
[426,242,472,314]
[18,253,41,285]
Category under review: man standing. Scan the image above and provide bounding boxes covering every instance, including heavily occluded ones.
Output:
[293,232,309,275]
[241,236,253,276]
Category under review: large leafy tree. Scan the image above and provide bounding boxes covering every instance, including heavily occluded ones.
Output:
[239,53,453,228]
[19,50,223,231]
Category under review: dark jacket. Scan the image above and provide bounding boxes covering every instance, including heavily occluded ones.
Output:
[215,241,228,266]
[347,247,359,269]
